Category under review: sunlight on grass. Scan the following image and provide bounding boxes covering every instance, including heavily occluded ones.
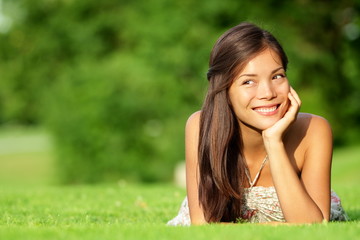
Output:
[0,128,55,185]
[332,145,360,186]
[0,183,358,240]
[332,145,360,219]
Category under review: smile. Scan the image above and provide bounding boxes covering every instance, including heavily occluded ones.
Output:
[253,104,280,115]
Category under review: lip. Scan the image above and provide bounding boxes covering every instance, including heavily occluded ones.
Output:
[252,104,281,116]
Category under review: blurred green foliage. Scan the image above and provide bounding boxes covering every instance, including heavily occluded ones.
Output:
[0,0,359,183]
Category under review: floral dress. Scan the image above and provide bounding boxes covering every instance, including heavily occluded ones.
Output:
[167,187,349,226]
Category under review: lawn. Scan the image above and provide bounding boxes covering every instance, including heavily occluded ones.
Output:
[0,129,359,239]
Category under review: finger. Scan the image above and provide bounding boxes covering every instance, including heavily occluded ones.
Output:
[287,92,300,117]
[288,91,299,108]
[288,93,300,111]
[290,87,302,107]
[289,87,300,105]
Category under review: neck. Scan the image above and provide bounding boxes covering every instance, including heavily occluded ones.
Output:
[239,122,266,161]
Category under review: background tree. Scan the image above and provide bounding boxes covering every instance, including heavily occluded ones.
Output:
[0,0,359,183]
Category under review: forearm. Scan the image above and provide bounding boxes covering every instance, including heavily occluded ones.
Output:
[264,140,324,223]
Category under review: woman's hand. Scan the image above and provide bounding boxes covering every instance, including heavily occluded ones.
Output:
[262,87,301,142]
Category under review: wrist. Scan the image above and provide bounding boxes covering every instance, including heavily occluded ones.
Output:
[262,134,284,150]
[262,132,282,144]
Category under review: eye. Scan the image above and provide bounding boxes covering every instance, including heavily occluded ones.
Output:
[242,79,255,85]
[273,73,286,80]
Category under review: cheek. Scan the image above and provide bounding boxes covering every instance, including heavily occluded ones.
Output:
[229,92,252,109]
[276,81,290,95]
[228,84,256,110]
[283,80,290,91]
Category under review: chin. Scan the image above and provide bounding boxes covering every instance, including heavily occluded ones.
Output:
[240,120,278,132]
[260,122,277,130]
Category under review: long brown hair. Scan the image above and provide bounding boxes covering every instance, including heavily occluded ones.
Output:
[198,22,288,222]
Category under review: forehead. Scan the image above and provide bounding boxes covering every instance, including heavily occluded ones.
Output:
[240,48,283,74]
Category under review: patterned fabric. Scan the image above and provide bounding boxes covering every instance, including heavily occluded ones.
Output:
[240,186,285,223]
[330,191,349,221]
[167,187,349,226]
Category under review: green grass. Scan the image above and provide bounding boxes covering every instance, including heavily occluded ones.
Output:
[0,128,359,239]
[0,183,358,240]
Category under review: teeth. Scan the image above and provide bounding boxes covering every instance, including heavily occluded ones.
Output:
[254,106,277,113]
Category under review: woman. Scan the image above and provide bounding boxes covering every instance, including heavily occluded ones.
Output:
[168,22,348,225]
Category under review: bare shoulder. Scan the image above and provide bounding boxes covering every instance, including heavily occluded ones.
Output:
[289,113,333,151]
[287,113,333,169]
[186,111,201,130]
[295,113,332,137]
[185,111,201,153]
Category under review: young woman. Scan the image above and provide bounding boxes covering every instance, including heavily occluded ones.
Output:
[168,22,348,225]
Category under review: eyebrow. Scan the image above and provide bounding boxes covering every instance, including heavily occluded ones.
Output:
[238,66,285,78]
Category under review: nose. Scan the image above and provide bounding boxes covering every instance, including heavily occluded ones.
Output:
[256,81,277,100]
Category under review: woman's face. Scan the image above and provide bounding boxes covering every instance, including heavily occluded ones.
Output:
[228,48,290,131]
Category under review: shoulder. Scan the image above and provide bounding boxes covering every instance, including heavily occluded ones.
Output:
[185,111,202,146]
[294,113,332,137]
[290,113,333,153]
[287,113,333,170]
[185,111,201,165]
[186,111,201,131]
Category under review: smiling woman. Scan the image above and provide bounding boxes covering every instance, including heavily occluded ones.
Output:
[167,22,348,225]
[228,49,290,131]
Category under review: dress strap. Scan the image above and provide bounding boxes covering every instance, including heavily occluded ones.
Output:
[245,155,268,188]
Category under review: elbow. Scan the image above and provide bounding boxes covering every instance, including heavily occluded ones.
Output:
[190,219,207,225]
[322,212,330,223]
[286,214,326,224]
[309,216,327,224]
[285,205,329,224]
[310,211,330,223]
[190,216,207,225]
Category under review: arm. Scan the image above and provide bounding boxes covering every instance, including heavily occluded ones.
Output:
[299,115,332,221]
[185,111,207,225]
[262,89,332,223]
